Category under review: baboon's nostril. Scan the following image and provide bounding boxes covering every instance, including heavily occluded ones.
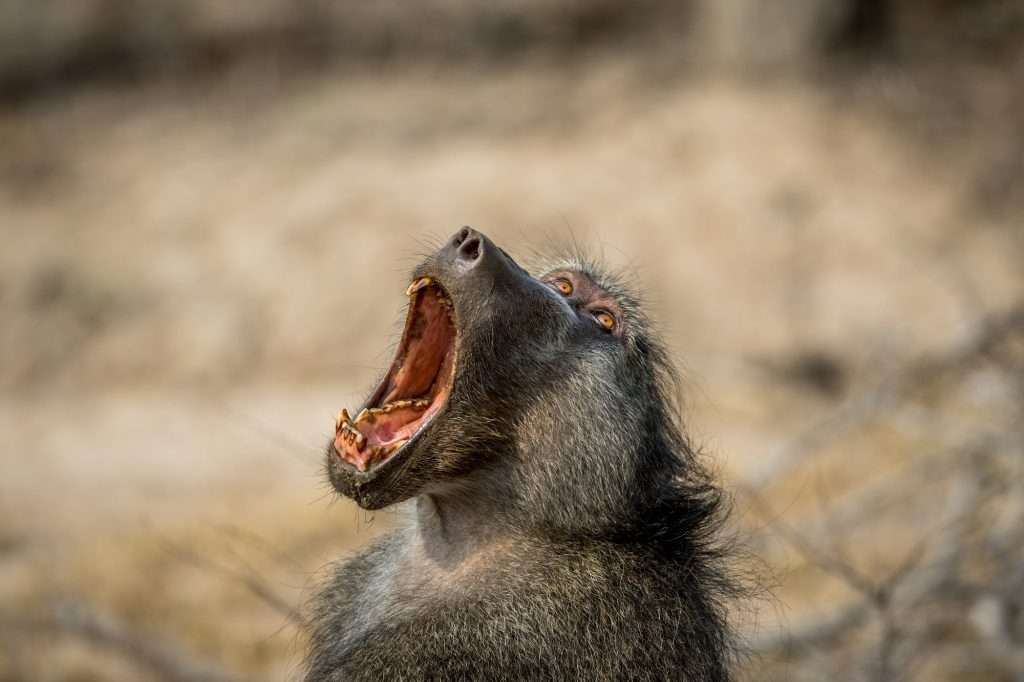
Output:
[452,227,471,249]
[446,226,488,270]
[458,236,482,262]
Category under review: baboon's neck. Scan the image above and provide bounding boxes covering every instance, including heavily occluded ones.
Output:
[412,453,561,565]
[413,442,683,566]
[415,489,516,567]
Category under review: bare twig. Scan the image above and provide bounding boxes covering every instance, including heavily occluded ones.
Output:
[161,539,307,630]
[0,601,251,682]
[747,304,1024,486]
[745,437,993,681]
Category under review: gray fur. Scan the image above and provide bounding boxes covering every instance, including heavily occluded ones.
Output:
[307,231,739,681]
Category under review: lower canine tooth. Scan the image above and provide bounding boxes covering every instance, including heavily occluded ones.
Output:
[354,408,372,424]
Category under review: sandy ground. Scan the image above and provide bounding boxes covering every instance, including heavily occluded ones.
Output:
[1,58,1022,680]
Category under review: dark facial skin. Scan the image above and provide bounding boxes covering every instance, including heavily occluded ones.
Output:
[310,228,738,681]
[540,270,625,337]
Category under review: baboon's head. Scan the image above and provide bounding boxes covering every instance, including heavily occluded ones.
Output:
[329,227,686,522]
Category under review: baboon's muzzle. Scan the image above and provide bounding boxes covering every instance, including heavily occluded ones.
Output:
[329,227,531,508]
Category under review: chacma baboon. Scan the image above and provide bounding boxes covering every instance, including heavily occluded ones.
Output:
[307,228,738,681]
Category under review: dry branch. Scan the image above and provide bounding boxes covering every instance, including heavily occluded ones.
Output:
[163,539,307,630]
[748,304,1024,487]
[0,601,251,682]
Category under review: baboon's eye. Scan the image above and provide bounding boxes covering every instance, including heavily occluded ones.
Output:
[553,279,574,296]
[593,311,616,332]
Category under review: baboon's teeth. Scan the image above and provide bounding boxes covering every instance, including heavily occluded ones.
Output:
[338,421,366,452]
[384,438,409,454]
[406,277,434,296]
[335,408,352,433]
[379,439,409,458]
[354,408,372,424]
[379,399,430,413]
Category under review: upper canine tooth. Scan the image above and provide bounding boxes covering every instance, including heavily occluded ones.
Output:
[335,408,351,433]
[354,408,372,424]
[406,277,433,296]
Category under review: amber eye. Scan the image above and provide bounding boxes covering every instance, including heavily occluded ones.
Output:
[594,311,616,332]
[553,279,573,296]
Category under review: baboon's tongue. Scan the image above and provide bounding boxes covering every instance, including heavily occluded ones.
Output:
[334,280,455,472]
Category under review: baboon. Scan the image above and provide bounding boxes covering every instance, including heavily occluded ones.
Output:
[307,228,738,681]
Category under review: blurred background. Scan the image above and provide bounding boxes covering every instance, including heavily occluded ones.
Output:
[1,1,1023,680]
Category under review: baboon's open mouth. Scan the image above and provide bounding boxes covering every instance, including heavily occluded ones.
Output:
[334,277,456,473]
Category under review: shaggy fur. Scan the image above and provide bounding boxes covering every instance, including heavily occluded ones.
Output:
[307,230,739,681]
